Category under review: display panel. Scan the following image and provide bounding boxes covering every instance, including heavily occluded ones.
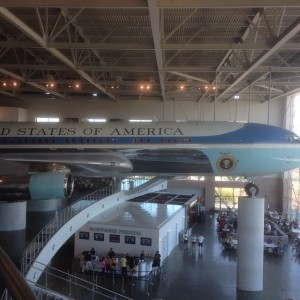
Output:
[125,236,136,244]
[141,237,152,246]
[79,231,89,240]
[94,233,104,241]
[109,234,120,243]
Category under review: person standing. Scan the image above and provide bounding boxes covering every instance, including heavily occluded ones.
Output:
[108,248,115,259]
[183,232,188,250]
[120,254,127,277]
[140,250,145,261]
[152,251,161,268]
[78,252,86,273]
[84,251,92,273]
[197,234,204,251]
[90,247,96,256]
[100,257,106,277]
[191,234,197,251]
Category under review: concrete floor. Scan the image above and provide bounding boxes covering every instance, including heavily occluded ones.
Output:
[49,215,300,300]
[1,202,300,300]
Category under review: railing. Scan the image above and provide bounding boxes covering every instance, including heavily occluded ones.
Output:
[0,246,37,300]
[25,260,134,300]
[20,184,119,277]
[25,258,167,299]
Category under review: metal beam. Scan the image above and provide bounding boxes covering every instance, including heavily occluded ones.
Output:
[0,7,116,101]
[167,71,209,84]
[215,19,300,102]
[3,63,300,73]
[221,72,269,102]
[148,0,166,101]
[0,68,66,99]
[1,0,300,8]
[2,40,300,51]
[267,86,300,102]
[256,84,283,93]
[0,90,17,98]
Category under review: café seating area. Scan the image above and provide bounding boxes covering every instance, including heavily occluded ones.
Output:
[217,208,288,255]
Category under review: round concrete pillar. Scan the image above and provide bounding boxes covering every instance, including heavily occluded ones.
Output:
[0,200,27,231]
[237,196,265,292]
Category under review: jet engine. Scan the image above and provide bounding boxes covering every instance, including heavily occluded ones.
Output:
[0,172,74,200]
[29,172,74,200]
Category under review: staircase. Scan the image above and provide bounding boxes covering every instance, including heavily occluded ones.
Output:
[20,176,167,285]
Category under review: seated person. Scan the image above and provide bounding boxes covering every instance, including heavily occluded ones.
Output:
[265,222,272,234]
[274,240,284,254]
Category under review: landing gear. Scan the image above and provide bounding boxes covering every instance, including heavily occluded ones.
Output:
[245,182,259,197]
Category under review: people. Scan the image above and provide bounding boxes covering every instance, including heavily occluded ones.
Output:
[90,247,96,256]
[84,251,92,272]
[191,234,197,250]
[108,248,115,259]
[265,222,272,234]
[152,251,161,268]
[120,254,127,277]
[100,257,106,276]
[274,240,284,255]
[78,252,86,273]
[183,232,188,250]
[110,257,117,279]
[197,234,204,251]
[140,250,145,261]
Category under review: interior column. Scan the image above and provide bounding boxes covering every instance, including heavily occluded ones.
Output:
[237,196,265,291]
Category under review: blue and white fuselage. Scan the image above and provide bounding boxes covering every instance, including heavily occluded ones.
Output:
[0,121,300,177]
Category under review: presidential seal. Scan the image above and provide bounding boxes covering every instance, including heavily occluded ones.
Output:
[217,155,237,171]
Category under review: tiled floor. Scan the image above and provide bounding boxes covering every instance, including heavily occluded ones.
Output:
[1,200,300,300]
[50,215,300,300]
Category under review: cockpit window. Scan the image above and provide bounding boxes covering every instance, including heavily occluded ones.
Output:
[287,135,300,143]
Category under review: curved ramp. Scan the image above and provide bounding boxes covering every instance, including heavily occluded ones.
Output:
[21,178,168,284]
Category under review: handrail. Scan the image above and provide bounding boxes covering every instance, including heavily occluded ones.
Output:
[27,258,133,300]
[0,246,37,300]
[20,184,119,276]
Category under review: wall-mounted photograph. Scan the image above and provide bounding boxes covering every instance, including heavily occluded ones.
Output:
[141,237,152,246]
[125,236,136,244]
[79,231,89,240]
[109,234,120,243]
[94,233,104,241]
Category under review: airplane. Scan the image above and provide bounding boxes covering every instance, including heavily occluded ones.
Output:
[0,121,300,200]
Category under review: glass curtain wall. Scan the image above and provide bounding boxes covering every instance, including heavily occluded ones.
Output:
[285,94,300,223]
[214,177,247,211]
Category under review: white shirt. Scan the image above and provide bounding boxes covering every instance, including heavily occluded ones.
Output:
[198,235,204,243]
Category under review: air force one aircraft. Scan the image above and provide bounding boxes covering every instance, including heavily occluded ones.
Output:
[0,121,300,200]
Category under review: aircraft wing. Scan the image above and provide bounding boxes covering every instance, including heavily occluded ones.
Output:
[0,148,213,177]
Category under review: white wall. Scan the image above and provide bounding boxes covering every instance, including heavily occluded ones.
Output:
[2,96,285,126]
[158,208,185,261]
[0,107,27,121]
[74,206,185,261]
[75,222,157,258]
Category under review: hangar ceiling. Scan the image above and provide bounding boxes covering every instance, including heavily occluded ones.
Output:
[1,0,300,104]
